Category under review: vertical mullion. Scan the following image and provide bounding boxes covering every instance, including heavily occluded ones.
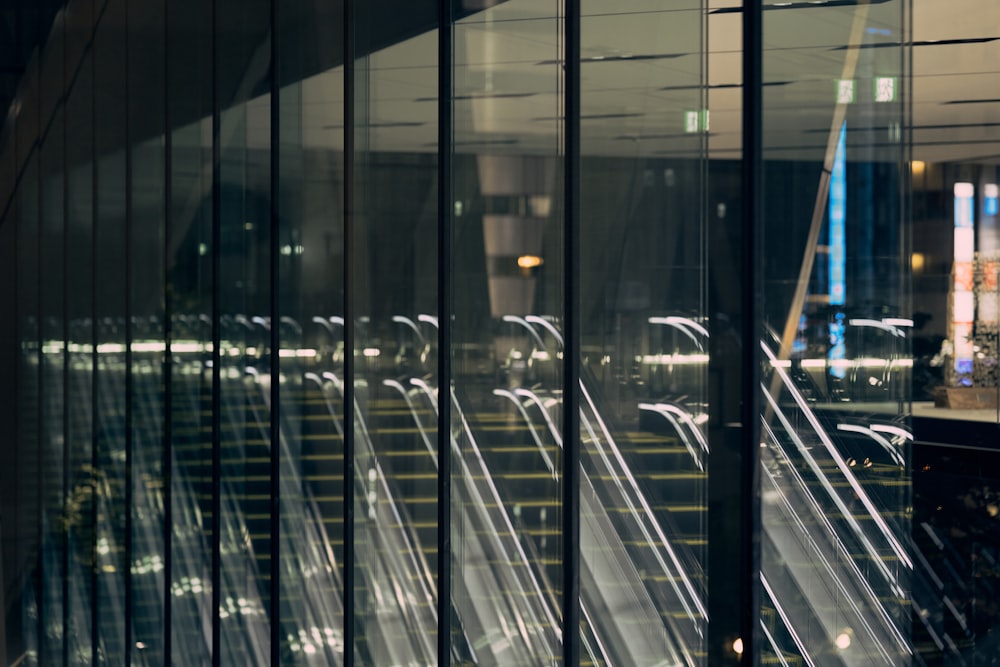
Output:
[162,0,173,661]
[123,0,134,662]
[343,0,356,664]
[90,23,100,665]
[741,0,763,664]
[210,0,223,663]
[62,20,72,666]
[562,1,581,666]
[436,0,453,663]
[34,82,44,667]
[268,0,281,662]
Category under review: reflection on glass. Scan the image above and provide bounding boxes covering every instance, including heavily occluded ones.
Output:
[452,2,564,663]
[40,38,67,664]
[128,2,168,660]
[167,0,214,663]
[94,2,129,661]
[65,35,95,664]
[761,1,910,663]
[276,1,347,664]
[216,0,273,661]
[352,6,440,664]
[17,137,42,667]
[579,2,708,664]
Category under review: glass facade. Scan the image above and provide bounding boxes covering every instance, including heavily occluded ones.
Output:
[1,0,997,665]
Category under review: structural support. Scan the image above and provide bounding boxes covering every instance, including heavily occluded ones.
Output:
[268,0,281,662]
[562,0,581,665]
[740,0,762,663]
[342,0,356,663]
[436,0,453,664]
[210,0,222,662]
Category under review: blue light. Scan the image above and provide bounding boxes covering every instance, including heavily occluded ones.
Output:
[986,196,998,216]
[829,123,847,306]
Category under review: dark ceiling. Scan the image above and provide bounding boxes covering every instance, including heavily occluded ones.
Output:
[0,0,65,123]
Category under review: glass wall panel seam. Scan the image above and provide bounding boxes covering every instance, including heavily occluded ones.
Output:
[268,0,281,662]
[61,20,71,666]
[210,0,223,663]
[34,68,44,667]
[436,0,453,663]
[563,1,581,665]
[741,0,763,663]
[343,0,356,663]
[124,0,135,661]
[162,0,173,661]
[90,26,100,663]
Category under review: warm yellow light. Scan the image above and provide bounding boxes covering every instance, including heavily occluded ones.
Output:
[911,252,925,272]
[835,632,852,650]
[732,638,744,655]
[911,160,925,176]
[517,255,543,269]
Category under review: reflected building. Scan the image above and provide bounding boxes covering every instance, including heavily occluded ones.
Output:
[0,0,995,665]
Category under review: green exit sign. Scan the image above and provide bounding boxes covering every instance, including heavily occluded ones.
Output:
[836,79,855,104]
[874,76,897,103]
[684,109,709,133]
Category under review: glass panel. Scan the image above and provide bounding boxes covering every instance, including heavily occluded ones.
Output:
[909,3,1000,662]
[165,1,215,664]
[216,0,273,661]
[451,1,564,663]
[579,2,708,664]
[908,3,1000,431]
[65,30,96,666]
[351,3,439,664]
[128,0,167,661]
[761,1,910,663]
[17,116,42,667]
[275,2,346,664]
[39,32,67,667]
[94,1,129,662]
[0,192,21,665]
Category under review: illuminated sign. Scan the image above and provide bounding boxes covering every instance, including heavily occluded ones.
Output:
[829,123,846,306]
[874,77,897,103]
[953,182,975,377]
[684,109,709,133]
[836,79,855,104]
[986,184,998,216]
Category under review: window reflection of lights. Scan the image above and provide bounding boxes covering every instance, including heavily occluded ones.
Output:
[641,353,709,365]
[363,347,381,357]
[732,638,744,654]
[278,348,318,358]
[517,254,543,269]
